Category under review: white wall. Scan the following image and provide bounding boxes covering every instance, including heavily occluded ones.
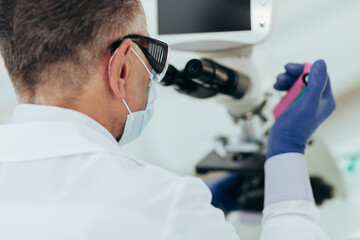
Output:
[1,0,360,176]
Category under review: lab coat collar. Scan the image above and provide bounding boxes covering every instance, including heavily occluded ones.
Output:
[10,104,116,142]
[0,104,124,162]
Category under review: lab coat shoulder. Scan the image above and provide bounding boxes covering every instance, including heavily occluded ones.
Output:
[161,176,239,240]
[58,151,182,205]
[62,152,239,240]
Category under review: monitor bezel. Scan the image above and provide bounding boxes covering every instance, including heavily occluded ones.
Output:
[141,0,274,51]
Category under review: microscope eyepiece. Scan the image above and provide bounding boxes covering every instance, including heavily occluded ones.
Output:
[160,64,218,99]
[161,59,250,100]
[185,59,215,84]
[186,60,203,78]
[184,59,250,99]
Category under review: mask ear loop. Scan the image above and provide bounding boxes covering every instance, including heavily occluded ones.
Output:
[108,48,120,78]
[130,47,155,85]
[122,99,134,120]
[108,47,135,120]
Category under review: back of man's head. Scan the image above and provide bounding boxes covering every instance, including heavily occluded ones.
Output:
[0,0,145,103]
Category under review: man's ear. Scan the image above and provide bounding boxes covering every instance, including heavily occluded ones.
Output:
[108,38,133,100]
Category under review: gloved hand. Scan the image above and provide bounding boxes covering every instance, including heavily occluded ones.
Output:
[267,60,336,159]
[207,174,243,214]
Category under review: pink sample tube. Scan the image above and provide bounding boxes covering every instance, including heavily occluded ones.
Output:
[273,63,312,120]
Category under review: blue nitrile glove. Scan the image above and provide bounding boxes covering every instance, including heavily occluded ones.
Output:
[267,60,336,159]
[207,174,243,214]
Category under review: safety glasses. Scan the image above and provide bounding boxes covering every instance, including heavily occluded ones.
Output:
[109,34,170,83]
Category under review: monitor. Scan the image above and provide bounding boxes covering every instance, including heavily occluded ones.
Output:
[142,0,274,51]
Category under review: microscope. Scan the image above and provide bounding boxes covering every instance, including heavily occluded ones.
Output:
[161,58,267,176]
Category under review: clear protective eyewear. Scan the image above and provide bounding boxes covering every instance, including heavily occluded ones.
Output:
[109,34,171,83]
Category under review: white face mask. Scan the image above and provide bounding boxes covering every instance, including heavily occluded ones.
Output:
[108,47,157,146]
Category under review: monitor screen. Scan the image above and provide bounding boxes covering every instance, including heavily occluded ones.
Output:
[158,0,251,35]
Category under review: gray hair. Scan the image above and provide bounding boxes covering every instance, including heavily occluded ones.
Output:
[0,0,146,102]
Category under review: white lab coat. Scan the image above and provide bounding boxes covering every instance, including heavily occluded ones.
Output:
[0,104,329,240]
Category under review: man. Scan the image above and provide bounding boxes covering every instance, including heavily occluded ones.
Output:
[0,0,335,239]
